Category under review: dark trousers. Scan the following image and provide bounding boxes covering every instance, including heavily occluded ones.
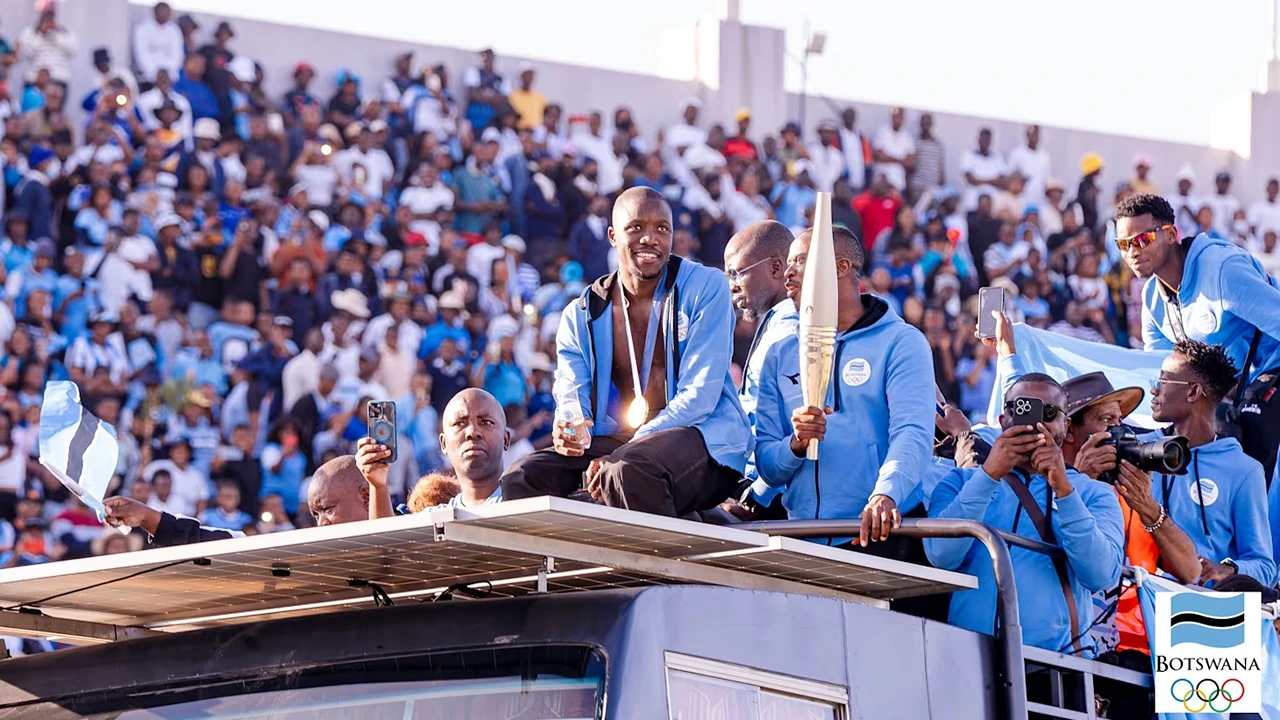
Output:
[501,427,739,517]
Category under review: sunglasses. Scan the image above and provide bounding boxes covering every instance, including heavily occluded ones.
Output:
[1150,377,1196,392]
[1003,400,1064,422]
[1115,224,1172,253]
[724,256,774,284]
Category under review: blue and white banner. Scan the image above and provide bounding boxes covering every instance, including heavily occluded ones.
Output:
[38,381,119,521]
[1138,571,1280,718]
[986,324,1169,428]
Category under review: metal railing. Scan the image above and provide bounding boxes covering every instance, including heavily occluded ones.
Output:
[735,517,1067,720]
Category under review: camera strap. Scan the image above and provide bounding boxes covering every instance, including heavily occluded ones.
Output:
[1159,284,1187,342]
[1004,470,1083,654]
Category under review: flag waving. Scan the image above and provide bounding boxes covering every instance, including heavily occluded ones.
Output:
[38,381,120,521]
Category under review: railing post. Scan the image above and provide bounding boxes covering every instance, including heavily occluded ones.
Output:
[737,518,1029,720]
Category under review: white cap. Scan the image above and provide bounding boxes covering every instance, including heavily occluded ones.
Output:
[480,127,501,144]
[438,292,465,310]
[155,213,182,230]
[501,234,526,253]
[1175,164,1196,183]
[193,118,220,141]
[228,56,256,83]
[368,119,389,134]
[307,209,330,232]
[329,288,370,318]
[678,97,703,114]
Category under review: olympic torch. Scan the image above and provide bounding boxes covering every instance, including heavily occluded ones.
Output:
[799,191,838,460]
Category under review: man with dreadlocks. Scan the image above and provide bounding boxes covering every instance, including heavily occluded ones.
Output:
[1147,340,1275,587]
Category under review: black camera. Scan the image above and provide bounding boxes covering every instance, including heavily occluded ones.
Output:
[1097,425,1189,484]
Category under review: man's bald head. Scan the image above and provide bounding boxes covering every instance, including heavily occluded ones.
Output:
[440,389,508,484]
[724,221,793,322]
[307,455,369,526]
[611,186,671,227]
[726,220,793,265]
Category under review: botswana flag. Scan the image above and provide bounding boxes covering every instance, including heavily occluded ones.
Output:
[38,381,119,520]
[1169,591,1246,649]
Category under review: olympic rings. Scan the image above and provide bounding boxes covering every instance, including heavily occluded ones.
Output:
[1170,678,1244,713]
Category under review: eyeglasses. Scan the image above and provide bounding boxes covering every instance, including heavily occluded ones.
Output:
[1003,400,1065,422]
[1150,377,1196,391]
[724,256,775,284]
[1115,224,1172,253]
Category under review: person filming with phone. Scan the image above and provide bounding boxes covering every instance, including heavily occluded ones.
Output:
[926,373,1124,656]
[977,308,1202,585]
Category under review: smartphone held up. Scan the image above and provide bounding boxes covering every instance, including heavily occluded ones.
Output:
[367,401,398,464]
[976,287,1005,340]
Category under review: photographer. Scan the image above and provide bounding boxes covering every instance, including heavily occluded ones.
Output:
[983,309,1201,584]
[926,373,1124,655]
[1146,340,1275,586]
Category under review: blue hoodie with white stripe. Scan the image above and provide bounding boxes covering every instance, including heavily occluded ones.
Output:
[754,295,934,522]
[1143,233,1280,382]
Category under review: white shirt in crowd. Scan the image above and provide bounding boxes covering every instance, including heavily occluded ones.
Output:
[805,142,846,193]
[665,123,707,152]
[1005,143,1051,206]
[362,314,423,354]
[131,17,184,83]
[724,192,772,233]
[0,442,27,494]
[98,235,157,314]
[144,460,211,517]
[1247,197,1280,235]
[468,242,509,291]
[839,127,868,190]
[334,147,394,200]
[295,163,339,208]
[872,125,915,191]
[281,349,321,412]
[1169,192,1204,238]
[17,25,78,83]
[960,149,1007,211]
[137,87,193,135]
[405,88,459,140]
[399,182,454,253]
[1205,193,1241,237]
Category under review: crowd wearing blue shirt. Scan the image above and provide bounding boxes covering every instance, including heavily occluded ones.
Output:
[4,5,1280,687]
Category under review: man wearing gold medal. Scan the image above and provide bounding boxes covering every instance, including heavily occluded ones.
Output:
[501,187,751,517]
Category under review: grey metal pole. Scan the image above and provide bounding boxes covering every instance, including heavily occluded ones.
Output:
[737,518,1029,720]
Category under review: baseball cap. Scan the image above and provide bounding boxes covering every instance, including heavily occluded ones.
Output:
[307,210,331,232]
[734,108,752,123]
[480,127,501,144]
[501,234,526,253]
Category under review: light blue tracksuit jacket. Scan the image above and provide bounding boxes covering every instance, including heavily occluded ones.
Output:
[554,256,752,472]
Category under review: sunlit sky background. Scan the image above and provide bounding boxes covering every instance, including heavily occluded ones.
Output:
[143,0,1277,145]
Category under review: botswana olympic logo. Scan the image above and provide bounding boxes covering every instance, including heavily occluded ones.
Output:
[1170,678,1244,713]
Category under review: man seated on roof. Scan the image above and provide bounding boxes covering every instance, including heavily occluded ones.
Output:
[925,373,1124,657]
[360,388,508,515]
[499,187,751,518]
[102,455,371,544]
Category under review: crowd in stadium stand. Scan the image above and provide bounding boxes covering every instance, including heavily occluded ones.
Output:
[3,2,1280,667]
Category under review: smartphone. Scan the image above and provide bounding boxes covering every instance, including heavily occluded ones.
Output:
[367,401,398,464]
[977,287,1005,340]
[935,385,947,417]
[1007,397,1044,427]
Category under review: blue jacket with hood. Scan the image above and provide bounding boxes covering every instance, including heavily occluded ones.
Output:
[1146,435,1275,585]
[1143,233,1280,381]
[926,465,1124,655]
[754,295,934,523]
[555,256,751,472]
